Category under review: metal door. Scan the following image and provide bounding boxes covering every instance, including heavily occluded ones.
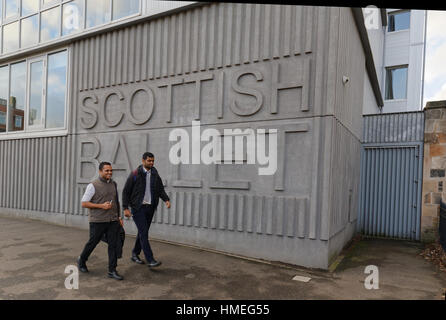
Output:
[358,143,423,240]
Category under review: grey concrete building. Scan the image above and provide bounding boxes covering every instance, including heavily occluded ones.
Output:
[0,1,382,269]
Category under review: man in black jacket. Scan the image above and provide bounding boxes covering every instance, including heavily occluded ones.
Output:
[122,152,170,268]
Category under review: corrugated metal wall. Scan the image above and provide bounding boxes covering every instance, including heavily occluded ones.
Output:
[0,136,75,214]
[358,112,424,240]
[76,3,316,92]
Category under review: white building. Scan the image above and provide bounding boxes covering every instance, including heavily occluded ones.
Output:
[363,8,427,114]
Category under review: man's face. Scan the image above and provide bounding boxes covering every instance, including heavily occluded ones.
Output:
[142,157,154,170]
[100,165,113,180]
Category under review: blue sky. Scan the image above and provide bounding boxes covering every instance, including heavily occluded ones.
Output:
[423,10,446,106]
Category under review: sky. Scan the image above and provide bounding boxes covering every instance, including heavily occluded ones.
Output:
[423,10,446,106]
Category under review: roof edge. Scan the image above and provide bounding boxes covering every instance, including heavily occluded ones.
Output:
[351,7,384,108]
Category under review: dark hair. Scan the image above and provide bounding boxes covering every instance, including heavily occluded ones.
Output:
[99,161,112,171]
[142,152,154,160]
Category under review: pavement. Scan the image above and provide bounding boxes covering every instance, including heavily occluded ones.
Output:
[0,214,445,300]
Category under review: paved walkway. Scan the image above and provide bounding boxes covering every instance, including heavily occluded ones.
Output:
[0,215,445,300]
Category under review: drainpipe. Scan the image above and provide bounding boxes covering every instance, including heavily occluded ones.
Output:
[421,10,428,110]
[381,10,387,114]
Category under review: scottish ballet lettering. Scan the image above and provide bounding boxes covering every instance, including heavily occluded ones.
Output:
[78,58,311,128]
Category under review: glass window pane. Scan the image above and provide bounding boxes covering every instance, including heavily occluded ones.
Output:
[3,22,19,53]
[9,62,26,132]
[29,61,44,127]
[0,66,9,133]
[46,51,67,129]
[22,0,39,16]
[388,11,410,32]
[385,67,408,100]
[86,0,110,28]
[62,0,84,36]
[42,0,60,7]
[41,7,61,42]
[21,15,39,48]
[5,0,19,19]
[112,0,139,20]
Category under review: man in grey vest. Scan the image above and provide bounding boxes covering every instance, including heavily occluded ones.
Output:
[77,162,124,280]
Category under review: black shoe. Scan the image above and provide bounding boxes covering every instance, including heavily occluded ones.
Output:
[147,260,162,268]
[77,256,88,273]
[131,255,145,264]
[108,270,124,280]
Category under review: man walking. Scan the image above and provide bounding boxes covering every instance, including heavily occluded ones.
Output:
[122,152,170,268]
[77,162,124,280]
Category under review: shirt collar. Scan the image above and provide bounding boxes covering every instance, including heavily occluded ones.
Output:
[142,167,151,174]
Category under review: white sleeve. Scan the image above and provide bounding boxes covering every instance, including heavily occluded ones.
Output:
[81,184,95,202]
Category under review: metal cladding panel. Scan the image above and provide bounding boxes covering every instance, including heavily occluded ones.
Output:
[0,136,74,215]
[362,112,424,144]
[358,144,423,240]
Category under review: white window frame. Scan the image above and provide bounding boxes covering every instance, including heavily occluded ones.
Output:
[25,55,46,131]
[0,47,70,140]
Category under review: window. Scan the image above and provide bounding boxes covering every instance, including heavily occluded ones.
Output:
[0,0,141,56]
[46,51,67,129]
[0,48,68,137]
[3,21,19,53]
[86,0,111,28]
[385,66,408,100]
[9,61,26,132]
[113,0,139,21]
[41,7,60,42]
[0,66,8,132]
[21,14,39,48]
[22,0,39,16]
[63,0,84,36]
[28,60,44,128]
[5,0,20,20]
[388,10,410,32]
[0,111,6,126]
[42,0,60,9]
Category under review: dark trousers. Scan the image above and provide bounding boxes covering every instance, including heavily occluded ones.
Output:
[80,221,120,272]
[132,204,156,262]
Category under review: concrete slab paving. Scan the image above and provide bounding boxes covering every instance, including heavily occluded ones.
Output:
[0,215,445,300]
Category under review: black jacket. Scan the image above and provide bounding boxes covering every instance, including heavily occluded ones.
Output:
[122,165,169,211]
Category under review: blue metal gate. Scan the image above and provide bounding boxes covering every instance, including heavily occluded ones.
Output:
[358,112,424,240]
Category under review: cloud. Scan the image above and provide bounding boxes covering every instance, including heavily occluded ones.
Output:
[426,10,446,42]
[429,82,446,101]
[424,10,446,104]
[424,40,446,84]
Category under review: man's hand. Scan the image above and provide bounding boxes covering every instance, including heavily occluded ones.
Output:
[124,209,131,218]
[165,201,171,209]
[101,201,112,210]
[119,217,124,227]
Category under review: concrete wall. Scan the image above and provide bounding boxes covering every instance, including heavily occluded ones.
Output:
[0,4,369,269]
